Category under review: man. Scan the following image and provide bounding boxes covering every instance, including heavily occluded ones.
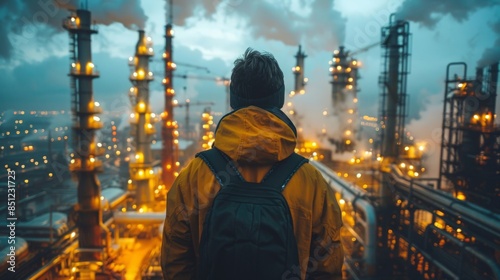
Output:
[161,48,343,279]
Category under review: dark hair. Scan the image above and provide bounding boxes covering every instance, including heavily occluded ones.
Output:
[230,48,285,109]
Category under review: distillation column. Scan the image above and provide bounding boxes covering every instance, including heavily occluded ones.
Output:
[63,9,105,276]
[161,21,179,189]
[329,46,360,152]
[128,31,156,210]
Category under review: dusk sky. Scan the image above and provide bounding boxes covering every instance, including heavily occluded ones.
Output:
[1,0,499,170]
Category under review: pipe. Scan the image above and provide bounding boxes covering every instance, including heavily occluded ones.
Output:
[27,255,64,279]
[311,161,377,275]
[388,164,500,239]
[100,222,112,259]
[113,212,165,224]
[427,224,500,279]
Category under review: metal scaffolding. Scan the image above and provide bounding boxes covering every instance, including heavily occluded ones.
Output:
[378,14,411,160]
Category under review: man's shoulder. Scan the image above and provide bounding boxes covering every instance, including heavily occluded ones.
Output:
[290,162,329,189]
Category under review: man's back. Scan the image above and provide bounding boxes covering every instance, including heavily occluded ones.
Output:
[161,106,343,279]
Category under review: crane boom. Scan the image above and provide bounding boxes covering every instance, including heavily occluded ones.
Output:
[348,42,379,57]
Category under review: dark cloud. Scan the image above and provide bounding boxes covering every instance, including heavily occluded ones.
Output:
[167,0,346,52]
[0,0,147,60]
[0,55,69,111]
[0,53,128,112]
[396,0,498,28]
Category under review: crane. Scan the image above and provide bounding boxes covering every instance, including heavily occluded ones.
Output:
[346,42,379,58]
[174,99,215,139]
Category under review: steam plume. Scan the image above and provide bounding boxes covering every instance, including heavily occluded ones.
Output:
[396,0,500,67]
[396,0,496,28]
[0,0,147,60]
[167,0,346,52]
[478,19,500,67]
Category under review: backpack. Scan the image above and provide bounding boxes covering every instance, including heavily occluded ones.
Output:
[196,148,308,280]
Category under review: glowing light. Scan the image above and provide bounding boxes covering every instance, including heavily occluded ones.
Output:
[339,199,345,205]
[456,192,466,200]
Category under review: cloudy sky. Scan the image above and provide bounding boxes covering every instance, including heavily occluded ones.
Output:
[1,0,499,171]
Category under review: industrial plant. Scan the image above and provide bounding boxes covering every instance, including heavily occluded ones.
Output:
[0,2,499,280]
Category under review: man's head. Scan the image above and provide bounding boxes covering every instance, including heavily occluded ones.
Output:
[230,48,285,110]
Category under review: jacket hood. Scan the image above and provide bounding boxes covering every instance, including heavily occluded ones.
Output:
[213,106,297,165]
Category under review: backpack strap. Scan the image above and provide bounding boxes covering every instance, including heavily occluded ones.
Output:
[197,149,308,191]
[196,148,245,187]
[262,153,309,191]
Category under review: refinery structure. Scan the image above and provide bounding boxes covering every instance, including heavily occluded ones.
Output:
[0,3,499,280]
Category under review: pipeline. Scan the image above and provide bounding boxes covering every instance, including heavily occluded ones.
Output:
[311,160,377,275]
[388,164,500,239]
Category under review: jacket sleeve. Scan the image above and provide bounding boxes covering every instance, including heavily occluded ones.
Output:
[161,174,197,280]
[307,174,344,280]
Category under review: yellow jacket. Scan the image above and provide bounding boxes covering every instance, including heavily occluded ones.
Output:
[161,106,343,279]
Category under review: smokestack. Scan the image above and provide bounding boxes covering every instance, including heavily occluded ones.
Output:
[128,30,156,210]
[161,21,179,188]
[292,45,307,95]
[487,63,498,118]
[63,9,104,275]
